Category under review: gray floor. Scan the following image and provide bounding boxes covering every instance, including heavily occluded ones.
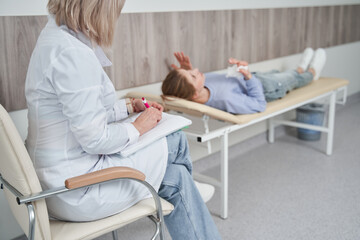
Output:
[96,93,360,240]
[14,94,360,240]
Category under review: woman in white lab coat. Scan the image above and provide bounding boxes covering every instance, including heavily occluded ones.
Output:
[25,0,221,239]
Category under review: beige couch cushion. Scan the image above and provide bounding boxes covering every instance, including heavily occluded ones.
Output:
[126,77,349,124]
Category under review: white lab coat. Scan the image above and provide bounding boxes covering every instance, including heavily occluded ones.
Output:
[25,16,168,221]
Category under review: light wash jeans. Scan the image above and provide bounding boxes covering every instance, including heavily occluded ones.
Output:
[255,70,313,102]
[159,131,221,240]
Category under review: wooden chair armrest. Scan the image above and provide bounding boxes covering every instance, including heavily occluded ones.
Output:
[65,167,146,189]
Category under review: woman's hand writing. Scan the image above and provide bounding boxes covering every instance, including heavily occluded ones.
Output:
[149,101,164,111]
[132,108,162,135]
[132,99,164,112]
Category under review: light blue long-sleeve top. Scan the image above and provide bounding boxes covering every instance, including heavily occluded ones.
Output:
[204,72,267,114]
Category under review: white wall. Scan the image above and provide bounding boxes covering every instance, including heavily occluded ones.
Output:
[1,0,360,16]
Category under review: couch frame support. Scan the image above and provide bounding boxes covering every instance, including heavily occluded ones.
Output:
[188,86,347,219]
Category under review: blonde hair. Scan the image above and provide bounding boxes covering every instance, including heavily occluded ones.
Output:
[161,69,196,101]
[47,0,125,47]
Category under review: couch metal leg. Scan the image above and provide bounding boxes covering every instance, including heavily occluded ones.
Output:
[268,118,275,143]
[112,230,119,240]
[220,132,229,219]
[202,115,212,154]
[326,92,336,155]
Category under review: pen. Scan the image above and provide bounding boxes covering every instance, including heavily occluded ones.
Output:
[142,97,150,108]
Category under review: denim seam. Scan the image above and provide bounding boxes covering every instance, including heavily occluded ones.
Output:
[179,189,201,240]
[160,181,201,240]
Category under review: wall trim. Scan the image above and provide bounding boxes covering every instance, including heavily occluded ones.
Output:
[1,0,360,16]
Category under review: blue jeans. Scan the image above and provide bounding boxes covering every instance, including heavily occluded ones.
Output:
[159,131,221,240]
[255,70,313,102]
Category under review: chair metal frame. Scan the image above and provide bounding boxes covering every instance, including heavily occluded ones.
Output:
[0,172,166,240]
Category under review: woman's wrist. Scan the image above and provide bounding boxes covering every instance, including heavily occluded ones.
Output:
[125,98,134,115]
[245,73,252,80]
[131,122,144,135]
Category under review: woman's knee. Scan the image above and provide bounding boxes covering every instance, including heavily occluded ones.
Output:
[159,164,192,199]
[166,131,187,150]
[166,131,192,171]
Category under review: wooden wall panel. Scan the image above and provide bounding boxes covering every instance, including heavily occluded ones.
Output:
[0,16,47,111]
[1,5,360,111]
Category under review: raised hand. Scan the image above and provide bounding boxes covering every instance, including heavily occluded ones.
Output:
[238,68,252,80]
[171,52,193,70]
[228,57,252,80]
[228,57,248,67]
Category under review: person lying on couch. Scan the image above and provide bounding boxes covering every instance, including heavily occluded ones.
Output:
[162,48,326,114]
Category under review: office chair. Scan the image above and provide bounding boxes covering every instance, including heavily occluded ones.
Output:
[0,104,173,240]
